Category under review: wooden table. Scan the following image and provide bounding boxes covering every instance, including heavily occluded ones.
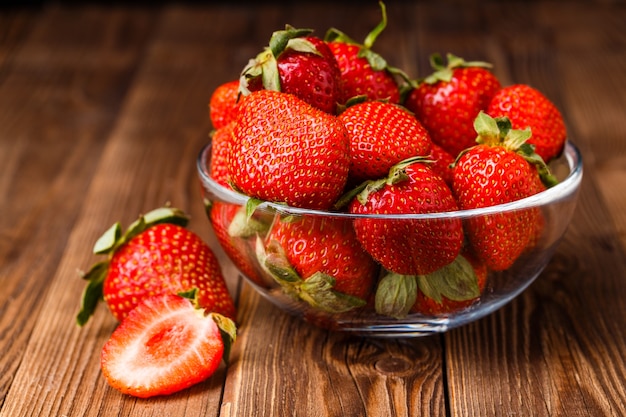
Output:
[1,1,625,415]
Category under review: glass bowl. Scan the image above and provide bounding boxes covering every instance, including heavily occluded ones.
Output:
[196,141,583,337]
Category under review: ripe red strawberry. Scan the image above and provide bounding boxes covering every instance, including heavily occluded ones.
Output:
[229,90,350,210]
[209,121,235,187]
[348,157,464,276]
[428,143,455,188]
[240,27,342,114]
[338,100,432,183]
[257,215,379,312]
[487,84,566,162]
[452,112,557,271]
[101,292,236,398]
[404,53,502,157]
[208,201,271,288]
[411,250,488,316]
[76,207,236,326]
[324,2,410,104]
[209,80,240,130]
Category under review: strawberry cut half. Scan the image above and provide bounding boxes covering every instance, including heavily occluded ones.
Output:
[101,292,236,398]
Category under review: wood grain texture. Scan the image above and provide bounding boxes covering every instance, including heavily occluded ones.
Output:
[0,1,625,416]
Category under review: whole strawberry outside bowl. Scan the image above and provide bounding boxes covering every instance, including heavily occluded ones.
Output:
[196,136,582,337]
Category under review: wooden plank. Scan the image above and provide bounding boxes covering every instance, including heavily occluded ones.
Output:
[0,4,156,411]
[221,284,446,417]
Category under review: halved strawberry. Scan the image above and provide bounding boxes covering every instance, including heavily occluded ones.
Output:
[101,291,236,398]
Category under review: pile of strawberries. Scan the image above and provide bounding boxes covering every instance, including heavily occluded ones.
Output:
[75,2,568,400]
[207,2,566,319]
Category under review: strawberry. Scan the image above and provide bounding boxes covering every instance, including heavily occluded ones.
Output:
[428,143,455,188]
[404,53,502,157]
[338,100,432,184]
[101,291,236,398]
[347,157,464,276]
[411,250,488,316]
[76,207,236,326]
[207,201,271,288]
[324,2,411,104]
[209,121,235,187]
[229,90,350,210]
[209,80,240,130]
[240,26,342,114]
[487,83,566,162]
[256,215,379,313]
[452,112,557,271]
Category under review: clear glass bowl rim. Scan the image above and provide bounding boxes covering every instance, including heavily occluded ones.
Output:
[197,140,583,220]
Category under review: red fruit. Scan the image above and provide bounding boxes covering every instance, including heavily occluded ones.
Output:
[208,201,270,287]
[77,207,236,325]
[209,80,240,130]
[411,251,488,316]
[404,53,502,157]
[328,42,400,104]
[427,143,455,188]
[487,84,566,162]
[338,100,432,183]
[209,121,235,187]
[229,90,350,210]
[325,2,409,104]
[349,158,464,276]
[257,215,378,313]
[240,27,342,114]
[452,112,557,271]
[101,292,236,398]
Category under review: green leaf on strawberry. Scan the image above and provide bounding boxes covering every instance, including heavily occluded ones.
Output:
[416,255,479,303]
[255,224,370,314]
[374,272,418,319]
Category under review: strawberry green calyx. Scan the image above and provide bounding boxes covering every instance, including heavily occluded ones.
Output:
[255,237,366,313]
[209,313,237,365]
[470,111,559,188]
[239,25,318,96]
[76,206,190,326]
[348,155,434,205]
[227,205,270,238]
[374,254,480,319]
[375,272,418,319]
[421,53,493,85]
[416,255,479,304]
